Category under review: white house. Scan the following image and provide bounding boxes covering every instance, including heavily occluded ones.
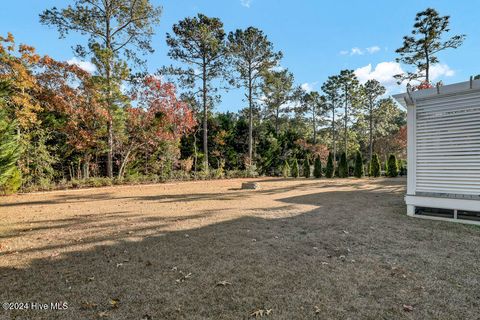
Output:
[394,79,480,224]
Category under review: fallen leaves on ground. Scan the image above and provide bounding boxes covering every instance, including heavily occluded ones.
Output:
[250,309,272,317]
[216,280,232,286]
[175,271,192,283]
[403,304,414,312]
[109,298,119,309]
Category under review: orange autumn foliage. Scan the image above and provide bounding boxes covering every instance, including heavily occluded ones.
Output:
[36,56,109,152]
[0,33,42,129]
[127,75,196,147]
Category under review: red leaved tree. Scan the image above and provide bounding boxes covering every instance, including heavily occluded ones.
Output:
[36,57,109,178]
[375,125,407,160]
[118,76,196,178]
[295,139,330,163]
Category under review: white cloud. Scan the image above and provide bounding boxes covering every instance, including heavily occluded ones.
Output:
[351,47,363,55]
[354,61,405,93]
[301,82,318,93]
[366,46,380,54]
[354,61,455,94]
[67,57,96,73]
[340,45,381,56]
[429,63,455,80]
[240,0,252,8]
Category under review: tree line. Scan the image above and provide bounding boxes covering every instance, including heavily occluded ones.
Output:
[0,1,464,193]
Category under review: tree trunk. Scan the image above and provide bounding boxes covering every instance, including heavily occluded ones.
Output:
[344,86,348,158]
[248,67,253,164]
[275,106,280,136]
[105,14,114,178]
[344,100,348,156]
[369,102,373,162]
[312,105,316,144]
[425,50,430,83]
[107,119,113,177]
[332,105,336,167]
[193,128,198,173]
[118,149,132,179]
[83,153,90,179]
[202,60,208,171]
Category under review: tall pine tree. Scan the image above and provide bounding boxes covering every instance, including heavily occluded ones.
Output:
[41,0,162,177]
[163,14,228,172]
[227,27,282,164]
[395,8,465,84]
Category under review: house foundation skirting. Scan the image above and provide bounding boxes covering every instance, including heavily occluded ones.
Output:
[405,195,480,225]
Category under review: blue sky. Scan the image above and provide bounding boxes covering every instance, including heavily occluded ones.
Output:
[1,0,479,112]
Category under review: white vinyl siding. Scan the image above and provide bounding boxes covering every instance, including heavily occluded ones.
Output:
[415,91,480,196]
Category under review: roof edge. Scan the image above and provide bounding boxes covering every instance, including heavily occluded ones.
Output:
[393,79,480,107]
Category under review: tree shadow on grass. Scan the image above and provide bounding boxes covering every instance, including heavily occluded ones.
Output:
[1,178,479,319]
[2,178,406,208]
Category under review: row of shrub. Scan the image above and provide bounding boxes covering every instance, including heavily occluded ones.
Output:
[17,168,259,193]
[6,153,402,193]
[281,152,405,179]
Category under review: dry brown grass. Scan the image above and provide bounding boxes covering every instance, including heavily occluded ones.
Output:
[1,177,479,319]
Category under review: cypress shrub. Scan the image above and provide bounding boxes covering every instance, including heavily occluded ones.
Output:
[338,153,348,178]
[387,154,399,177]
[354,151,364,178]
[291,158,299,178]
[399,165,406,176]
[369,153,381,177]
[399,160,407,176]
[313,156,322,178]
[0,110,21,194]
[303,158,311,178]
[325,152,334,178]
[281,160,290,178]
[2,167,21,195]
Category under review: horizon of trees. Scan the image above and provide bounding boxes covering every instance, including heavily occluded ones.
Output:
[0,3,464,194]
